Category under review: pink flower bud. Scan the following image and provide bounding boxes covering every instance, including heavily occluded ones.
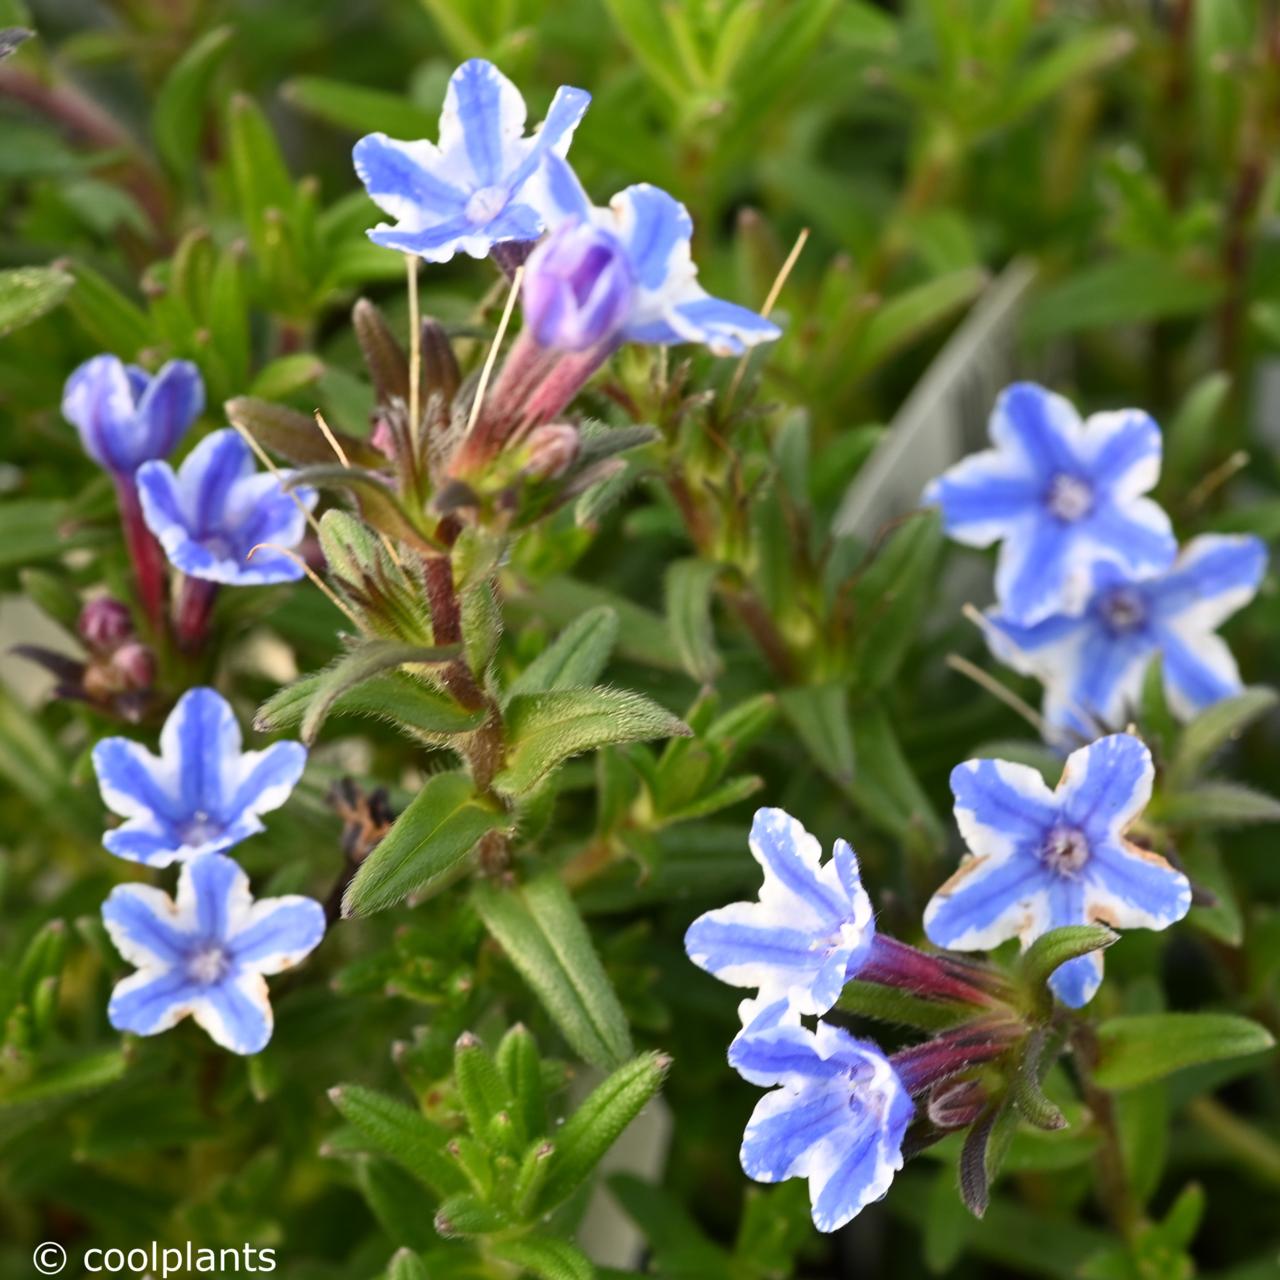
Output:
[77,597,133,653]
[521,423,580,480]
[110,640,156,691]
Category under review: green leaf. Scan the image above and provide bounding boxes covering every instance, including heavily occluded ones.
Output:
[298,640,460,744]
[849,701,943,846]
[343,772,501,916]
[453,1032,512,1144]
[256,669,484,742]
[1170,687,1278,786]
[488,1236,595,1280]
[0,265,73,337]
[1156,781,1280,828]
[837,980,975,1032]
[385,1249,431,1280]
[472,874,633,1070]
[1019,925,1118,1003]
[249,352,325,399]
[1025,254,1224,338]
[665,559,723,684]
[847,510,943,692]
[285,463,434,552]
[433,1191,510,1238]
[780,683,855,789]
[152,25,233,178]
[66,261,151,355]
[225,396,385,468]
[328,1083,466,1196]
[496,1024,546,1140]
[851,268,987,379]
[536,1052,670,1212]
[284,76,439,138]
[1093,1013,1275,1090]
[495,688,689,797]
[356,1157,439,1249]
[506,607,619,701]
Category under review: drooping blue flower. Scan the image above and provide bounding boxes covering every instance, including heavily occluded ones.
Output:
[92,687,306,867]
[353,58,590,263]
[923,382,1177,627]
[684,808,875,1017]
[924,734,1190,1007]
[728,998,913,1233]
[101,852,325,1055]
[136,429,316,585]
[63,355,204,475]
[984,534,1267,736]
[521,162,782,356]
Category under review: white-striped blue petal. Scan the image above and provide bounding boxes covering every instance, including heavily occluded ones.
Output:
[684,808,875,1016]
[924,383,1176,626]
[92,688,307,867]
[354,59,590,263]
[137,429,315,586]
[100,853,325,1056]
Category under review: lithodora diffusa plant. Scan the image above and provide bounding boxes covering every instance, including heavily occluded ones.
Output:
[6,7,1280,1280]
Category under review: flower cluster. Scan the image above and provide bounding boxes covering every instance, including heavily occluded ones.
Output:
[93,689,323,1054]
[925,381,1266,735]
[685,809,1014,1232]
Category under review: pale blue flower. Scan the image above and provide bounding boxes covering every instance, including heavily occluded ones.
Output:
[924,382,1176,626]
[924,734,1190,1007]
[92,687,306,868]
[523,162,781,356]
[102,852,325,1055]
[684,808,875,1017]
[984,534,1267,735]
[63,355,203,475]
[728,998,913,1233]
[136,429,316,585]
[353,58,590,262]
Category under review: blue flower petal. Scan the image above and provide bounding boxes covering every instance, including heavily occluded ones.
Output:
[990,383,1083,478]
[62,355,138,473]
[995,516,1078,627]
[809,1121,890,1232]
[368,215,481,258]
[108,967,199,1036]
[740,1085,849,1183]
[352,133,467,221]
[1085,839,1192,933]
[1082,500,1176,578]
[228,896,326,974]
[1159,630,1240,716]
[101,884,191,967]
[1152,535,1267,623]
[193,972,274,1055]
[92,737,180,825]
[922,451,1039,544]
[181,853,252,941]
[136,359,203,460]
[749,807,848,925]
[444,57,525,188]
[924,854,1051,952]
[950,758,1059,848]
[670,296,783,357]
[162,688,241,819]
[1058,733,1153,838]
[614,184,693,290]
[1047,950,1102,1008]
[1085,409,1162,492]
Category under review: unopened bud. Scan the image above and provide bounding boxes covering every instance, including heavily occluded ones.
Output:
[927,1078,987,1130]
[521,423,580,480]
[109,640,156,691]
[77,597,133,653]
[522,220,632,353]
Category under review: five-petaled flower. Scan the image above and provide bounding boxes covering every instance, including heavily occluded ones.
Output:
[728,998,914,1233]
[684,807,875,1016]
[102,852,325,1055]
[353,58,590,262]
[522,165,782,356]
[924,733,1191,1007]
[924,382,1177,627]
[62,355,204,475]
[92,687,307,867]
[984,534,1268,737]
[137,429,316,585]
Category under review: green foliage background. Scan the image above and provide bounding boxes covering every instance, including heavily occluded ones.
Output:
[3,2,1280,1278]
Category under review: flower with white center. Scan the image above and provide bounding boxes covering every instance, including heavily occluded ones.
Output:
[62,355,204,476]
[923,382,1177,626]
[983,534,1268,736]
[924,734,1191,1007]
[522,161,782,356]
[136,429,316,585]
[728,998,913,1233]
[92,687,306,867]
[101,852,325,1055]
[684,808,875,1017]
[353,58,590,262]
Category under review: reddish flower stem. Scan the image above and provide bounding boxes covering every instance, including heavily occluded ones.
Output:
[115,474,168,632]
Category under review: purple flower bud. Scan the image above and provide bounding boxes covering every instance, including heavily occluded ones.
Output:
[521,423,580,479]
[110,640,156,692]
[522,221,633,353]
[77,597,134,653]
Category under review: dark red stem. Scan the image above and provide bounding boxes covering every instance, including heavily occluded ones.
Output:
[115,474,168,632]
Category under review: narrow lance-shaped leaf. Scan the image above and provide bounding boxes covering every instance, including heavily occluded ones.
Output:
[343,772,502,917]
[1092,1013,1275,1090]
[1169,687,1278,788]
[473,874,633,1070]
[665,558,723,684]
[506,607,619,701]
[225,396,385,468]
[0,266,74,338]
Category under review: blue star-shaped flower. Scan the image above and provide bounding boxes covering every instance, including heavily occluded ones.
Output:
[684,808,875,1016]
[522,162,782,356]
[353,58,590,262]
[924,734,1191,1007]
[102,852,325,1055]
[62,355,204,475]
[92,687,307,867]
[984,534,1267,736]
[136,429,316,585]
[728,999,913,1233]
[923,382,1177,626]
